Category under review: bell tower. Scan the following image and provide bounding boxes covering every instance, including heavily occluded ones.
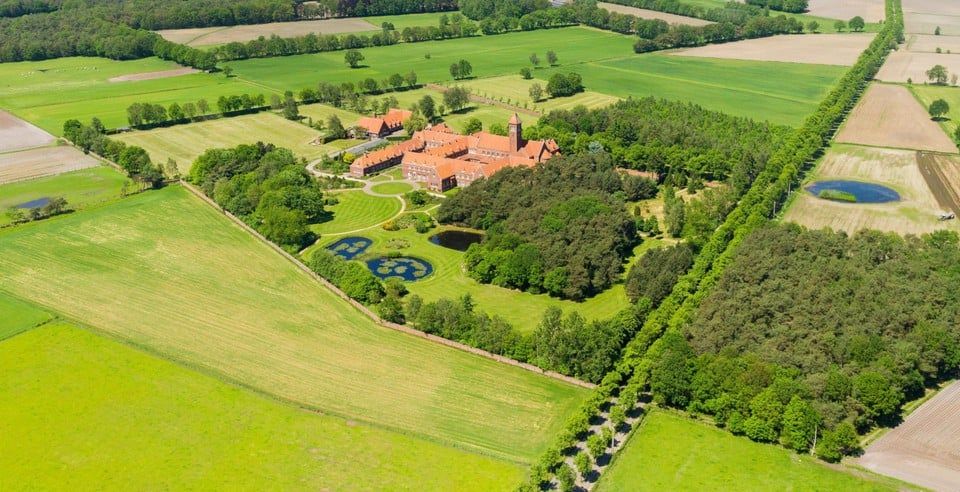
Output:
[508,113,522,151]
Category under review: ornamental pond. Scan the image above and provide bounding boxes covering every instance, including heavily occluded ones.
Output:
[366,256,434,281]
[806,180,900,204]
[326,236,372,260]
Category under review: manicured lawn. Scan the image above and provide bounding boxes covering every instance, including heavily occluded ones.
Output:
[0,57,272,134]
[0,323,524,490]
[598,411,895,491]
[0,166,132,226]
[0,293,52,341]
[0,186,585,462]
[370,181,413,195]
[114,112,334,172]
[311,189,402,235]
[541,53,845,126]
[910,84,960,141]
[453,75,621,113]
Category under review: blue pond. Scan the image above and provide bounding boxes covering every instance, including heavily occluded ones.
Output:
[366,256,434,281]
[806,180,900,204]
[326,236,372,260]
[16,197,51,209]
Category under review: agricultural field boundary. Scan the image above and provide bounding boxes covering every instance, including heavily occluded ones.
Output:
[178,181,595,390]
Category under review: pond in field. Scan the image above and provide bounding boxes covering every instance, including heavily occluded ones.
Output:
[366,256,434,281]
[326,236,372,260]
[429,230,482,251]
[16,197,50,209]
[806,180,900,203]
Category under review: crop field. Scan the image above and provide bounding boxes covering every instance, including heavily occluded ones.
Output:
[157,18,378,46]
[597,411,895,491]
[905,34,960,53]
[0,293,52,341]
[0,111,55,152]
[0,146,101,185]
[807,0,886,22]
[876,51,960,83]
[597,2,712,25]
[836,83,957,153]
[0,57,272,134]
[782,144,959,235]
[903,0,960,35]
[541,54,845,126]
[114,113,334,172]
[678,0,883,32]
[0,186,585,462]
[454,75,621,113]
[0,166,131,227]
[311,189,402,235]
[858,380,960,492]
[671,33,875,66]
[0,323,524,490]
[911,84,960,139]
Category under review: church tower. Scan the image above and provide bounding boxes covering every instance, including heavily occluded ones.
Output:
[508,113,522,151]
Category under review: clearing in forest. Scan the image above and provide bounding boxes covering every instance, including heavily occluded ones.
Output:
[0,146,100,185]
[0,111,55,152]
[597,2,712,25]
[836,84,956,153]
[157,17,379,47]
[670,34,874,67]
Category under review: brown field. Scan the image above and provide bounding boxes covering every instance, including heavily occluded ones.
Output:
[783,145,960,235]
[0,146,101,184]
[157,18,378,46]
[857,381,960,492]
[906,34,960,54]
[835,84,957,152]
[903,0,960,35]
[919,151,960,215]
[108,67,199,83]
[806,0,885,22]
[671,34,873,66]
[597,2,712,26]
[876,51,960,83]
[0,111,55,152]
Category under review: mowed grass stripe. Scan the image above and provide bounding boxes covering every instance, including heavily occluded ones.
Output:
[312,190,403,235]
[0,186,585,461]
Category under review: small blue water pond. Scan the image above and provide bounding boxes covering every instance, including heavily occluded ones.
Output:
[16,197,51,209]
[806,180,900,204]
[326,236,372,260]
[366,256,434,281]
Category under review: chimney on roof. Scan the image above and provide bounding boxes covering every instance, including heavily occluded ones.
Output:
[508,113,522,152]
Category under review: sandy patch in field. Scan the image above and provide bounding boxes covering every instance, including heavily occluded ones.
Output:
[807,0,885,22]
[876,50,960,83]
[783,145,957,235]
[671,34,873,66]
[0,111,55,152]
[0,146,101,184]
[906,34,960,54]
[597,2,712,26]
[835,84,956,152]
[857,381,960,492]
[157,18,378,46]
[108,67,200,83]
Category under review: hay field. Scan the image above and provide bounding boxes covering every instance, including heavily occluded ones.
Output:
[114,113,332,173]
[157,18,378,47]
[876,51,960,83]
[858,381,960,491]
[906,34,960,53]
[597,2,712,25]
[454,75,621,113]
[0,323,523,490]
[903,0,960,35]
[836,84,956,152]
[0,111,55,152]
[783,145,956,235]
[807,0,885,23]
[0,166,131,226]
[597,411,893,491]
[671,34,874,66]
[0,146,101,184]
[0,186,586,462]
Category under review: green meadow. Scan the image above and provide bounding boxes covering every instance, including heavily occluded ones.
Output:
[0,186,585,462]
[311,189,403,235]
[911,84,960,139]
[0,293,52,341]
[365,11,456,30]
[675,0,883,32]
[0,166,132,226]
[0,323,524,490]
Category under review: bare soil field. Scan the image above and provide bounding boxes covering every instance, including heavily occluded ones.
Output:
[671,34,874,66]
[783,145,957,235]
[857,380,960,492]
[835,83,956,152]
[0,111,55,152]
[903,0,960,35]
[919,151,960,215]
[157,18,378,46]
[0,146,101,184]
[597,2,712,26]
[906,34,960,53]
[108,67,199,82]
[876,51,960,83]
[806,0,885,22]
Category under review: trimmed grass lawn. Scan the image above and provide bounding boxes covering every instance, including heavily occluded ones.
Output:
[0,293,52,341]
[910,84,960,141]
[0,57,272,134]
[114,113,333,173]
[598,411,896,491]
[0,186,585,462]
[0,323,524,490]
[370,181,414,194]
[311,189,402,235]
[454,75,621,113]
[0,166,132,226]
[541,54,845,126]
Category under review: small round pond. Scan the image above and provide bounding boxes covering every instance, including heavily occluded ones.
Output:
[429,230,482,252]
[806,180,900,204]
[366,256,434,281]
[16,197,51,209]
[326,236,372,260]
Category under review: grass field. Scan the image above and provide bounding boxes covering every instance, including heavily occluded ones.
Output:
[365,12,455,30]
[370,181,413,194]
[0,293,52,341]
[911,84,960,141]
[0,166,131,226]
[0,186,585,462]
[0,323,524,490]
[678,0,884,31]
[454,75,621,113]
[297,102,363,129]
[598,411,895,491]
[312,189,402,235]
[0,57,272,134]
[384,87,519,131]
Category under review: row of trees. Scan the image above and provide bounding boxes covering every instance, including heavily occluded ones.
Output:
[5,196,68,225]
[63,118,166,187]
[745,0,808,13]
